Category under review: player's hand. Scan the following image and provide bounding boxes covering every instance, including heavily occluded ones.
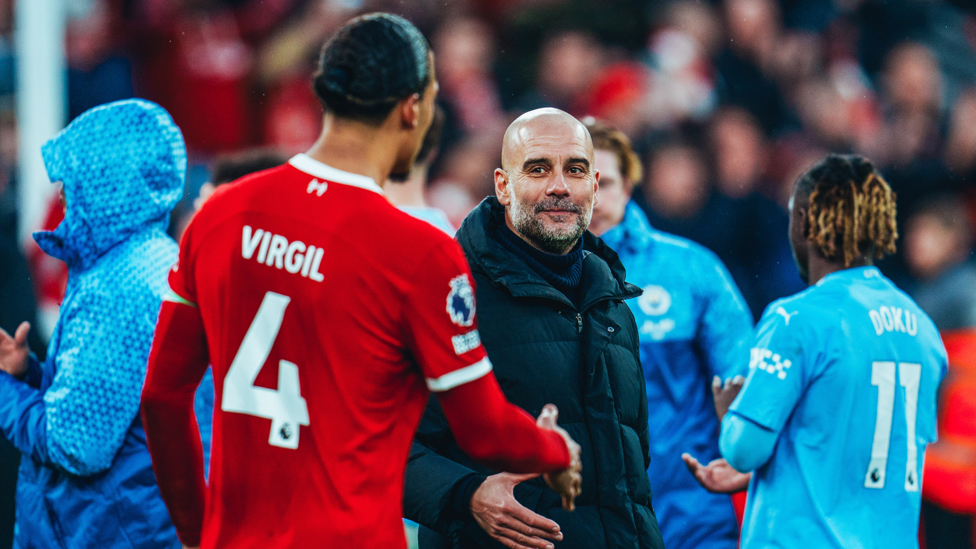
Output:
[181,545,199,549]
[470,472,564,549]
[712,375,744,421]
[536,404,582,512]
[0,322,30,379]
[681,454,751,494]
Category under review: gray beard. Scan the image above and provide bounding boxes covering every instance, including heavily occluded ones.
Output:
[510,195,592,255]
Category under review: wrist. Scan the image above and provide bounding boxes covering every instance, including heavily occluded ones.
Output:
[450,474,486,521]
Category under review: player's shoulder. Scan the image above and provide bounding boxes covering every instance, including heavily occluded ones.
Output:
[757,286,835,334]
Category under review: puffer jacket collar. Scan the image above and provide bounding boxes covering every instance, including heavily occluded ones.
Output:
[456,197,641,310]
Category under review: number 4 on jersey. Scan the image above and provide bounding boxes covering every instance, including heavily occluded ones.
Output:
[222,292,310,449]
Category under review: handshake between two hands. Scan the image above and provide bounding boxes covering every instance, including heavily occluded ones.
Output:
[469,404,582,549]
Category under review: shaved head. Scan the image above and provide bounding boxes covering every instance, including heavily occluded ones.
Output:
[494,108,599,255]
[501,108,595,172]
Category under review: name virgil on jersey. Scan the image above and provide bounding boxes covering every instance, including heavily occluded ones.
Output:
[241,225,325,281]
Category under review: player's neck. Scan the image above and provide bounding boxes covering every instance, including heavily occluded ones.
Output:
[807,253,872,286]
[305,116,399,187]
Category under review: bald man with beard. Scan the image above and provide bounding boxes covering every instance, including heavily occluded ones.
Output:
[404,109,665,549]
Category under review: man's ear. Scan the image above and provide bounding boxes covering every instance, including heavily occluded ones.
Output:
[399,93,421,130]
[495,168,511,205]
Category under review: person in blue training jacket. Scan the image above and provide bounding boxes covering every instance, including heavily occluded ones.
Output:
[685,154,947,548]
[0,99,183,548]
[586,120,753,549]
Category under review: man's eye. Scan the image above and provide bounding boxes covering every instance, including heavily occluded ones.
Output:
[530,167,546,174]
[569,167,585,174]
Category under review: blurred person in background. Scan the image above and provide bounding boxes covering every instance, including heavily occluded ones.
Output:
[587,119,752,549]
[708,107,805,319]
[386,106,455,236]
[904,195,976,332]
[0,99,184,548]
[405,108,664,549]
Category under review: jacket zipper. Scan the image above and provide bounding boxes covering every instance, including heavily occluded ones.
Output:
[575,312,583,334]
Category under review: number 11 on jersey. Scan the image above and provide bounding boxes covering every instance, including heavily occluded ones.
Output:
[222,291,310,449]
[865,361,921,491]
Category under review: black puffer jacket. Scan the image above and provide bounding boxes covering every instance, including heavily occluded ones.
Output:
[404,198,665,549]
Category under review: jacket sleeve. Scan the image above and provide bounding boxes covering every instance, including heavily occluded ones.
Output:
[0,288,158,476]
[697,255,754,379]
[403,396,483,535]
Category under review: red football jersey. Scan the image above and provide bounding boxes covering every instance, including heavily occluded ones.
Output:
[169,155,493,548]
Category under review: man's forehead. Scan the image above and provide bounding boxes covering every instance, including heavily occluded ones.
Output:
[510,116,592,164]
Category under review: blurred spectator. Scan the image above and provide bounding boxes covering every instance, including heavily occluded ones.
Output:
[708,108,804,318]
[66,0,135,121]
[433,17,505,136]
[905,195,976,331]
[714,0,798,135]
[516,30,605,114]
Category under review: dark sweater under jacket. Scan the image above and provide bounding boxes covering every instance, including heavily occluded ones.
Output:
[403,197,666,549]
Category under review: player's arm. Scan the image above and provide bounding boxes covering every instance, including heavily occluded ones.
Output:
[719,304,812,471]
[141,295,210,548]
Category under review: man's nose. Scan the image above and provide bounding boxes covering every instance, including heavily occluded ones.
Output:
[546,172,570,196]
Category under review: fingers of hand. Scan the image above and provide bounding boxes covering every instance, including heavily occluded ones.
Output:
[711,375,721,394]
[504,503,561,538]
[491,519,559,549]
[14,322,30,346]
[536,404,559,429]
[681,453,701,472]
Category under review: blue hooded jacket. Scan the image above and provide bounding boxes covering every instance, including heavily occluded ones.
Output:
[0,99,183,548]
[601,202,753,549]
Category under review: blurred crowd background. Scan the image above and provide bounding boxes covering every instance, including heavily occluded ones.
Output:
[4,0,976,326]
[2,0,976,545]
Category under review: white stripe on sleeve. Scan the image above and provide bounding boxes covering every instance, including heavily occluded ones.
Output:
[426,357,493,392]
[163,289,197,308]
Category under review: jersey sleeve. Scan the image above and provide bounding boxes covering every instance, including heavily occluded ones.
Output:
[166,214,200,307]
[401,240,491,392]
[728,303,816,433]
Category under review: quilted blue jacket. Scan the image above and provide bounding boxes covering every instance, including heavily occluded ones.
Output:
[0,100,183,548]
[602,202,753,549]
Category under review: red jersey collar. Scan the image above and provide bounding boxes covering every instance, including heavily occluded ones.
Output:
[288,154,385,195]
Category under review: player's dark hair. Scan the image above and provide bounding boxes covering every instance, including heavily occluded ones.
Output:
[211,149,288,186]
[313,13,432,126]
[415,105,444,166]
[796,154,898,267]
[583,118,643,187]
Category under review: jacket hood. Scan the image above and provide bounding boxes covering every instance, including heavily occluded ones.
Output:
[456,196,639,303]
[33,99,186,267]
[600,201,655,258]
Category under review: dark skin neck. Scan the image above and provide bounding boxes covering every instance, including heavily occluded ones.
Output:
[804,248,872,286]
[305,114,401,187]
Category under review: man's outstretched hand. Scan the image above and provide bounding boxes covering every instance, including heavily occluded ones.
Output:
[712,375,744,421]
[681,454,751,494]
[0,322,30,379]
[536,404,582,512]
[470,472,564,549]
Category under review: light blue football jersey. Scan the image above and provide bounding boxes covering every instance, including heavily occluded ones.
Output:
[728,266,947,549]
